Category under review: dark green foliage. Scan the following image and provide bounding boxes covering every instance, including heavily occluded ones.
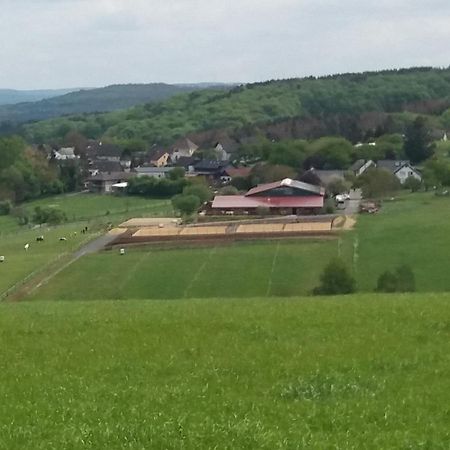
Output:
[183,183,213,204]
[249,164,296,185]
[171,194,201,216]
[403,176,422,192]
[322,198,336,214]
[219,185,239,195]
[313,258,356,295]
[304,137,353,170]
[421,158,450,188]
[376,265,416,293]
[357,168,401,198]
[22,67,450,146]
[0,84,216,124]
[10,206,29,225]
[32,206,67,225]
[126,176,186,198]
[327,178,351,196]
[404,117,435,163]
[167,167,185,181]
[0,199,12,215]
[0,137,62,202]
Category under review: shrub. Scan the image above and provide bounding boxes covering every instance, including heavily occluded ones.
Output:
[404,176,422,192]
[313,258,356,295]
[10,206,29,225]
[219,185,239,195]
[376,264,416,293]
[183,184,213,204]
[172,194,201,217]
[33,206,67,225]
[0,200,12,216]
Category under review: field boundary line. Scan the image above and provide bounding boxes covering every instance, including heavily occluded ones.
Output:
[183,246,217,298]
[266,241,281,297]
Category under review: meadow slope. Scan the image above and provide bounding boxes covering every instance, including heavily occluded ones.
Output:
[0,295,448,449]
[27,192,450,301]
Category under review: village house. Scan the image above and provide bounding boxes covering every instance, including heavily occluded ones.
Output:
[52,147,79,161]
[377,160,422,184]
[170,138,199,161]
[87,160,123,177]
[192,160,227,181]
[134,166,175,178]
[149,148,170,167]
[212,178,325,215]
[351,159,375,176]
[220,166,252,183]
[87,141,123,162]
[87,172,133,194]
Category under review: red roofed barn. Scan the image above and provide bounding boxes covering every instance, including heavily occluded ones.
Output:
[212,178,325,215]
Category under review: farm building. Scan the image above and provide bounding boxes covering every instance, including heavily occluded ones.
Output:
[212,178,325,215]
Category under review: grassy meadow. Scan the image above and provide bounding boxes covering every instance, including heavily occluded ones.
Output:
[0,193,173,298]
[0,296,449,449]
[26,192,450,301]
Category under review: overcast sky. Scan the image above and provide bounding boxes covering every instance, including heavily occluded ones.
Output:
[0,0,449,89]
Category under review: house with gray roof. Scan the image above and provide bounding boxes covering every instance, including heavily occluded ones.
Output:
[376,160,422,184]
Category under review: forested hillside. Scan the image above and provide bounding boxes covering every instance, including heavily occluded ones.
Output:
[0,83,225,126]
[22,67,450,145]
[0,88,77,106]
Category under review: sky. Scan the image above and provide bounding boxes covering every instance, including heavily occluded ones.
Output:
[0,0,449,89]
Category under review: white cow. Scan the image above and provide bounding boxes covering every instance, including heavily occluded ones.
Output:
[24,243,30,251]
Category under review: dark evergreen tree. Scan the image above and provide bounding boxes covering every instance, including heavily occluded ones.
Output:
[403,117,435,163]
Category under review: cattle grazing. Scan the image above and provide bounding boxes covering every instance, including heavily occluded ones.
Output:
[0,256,5,263]
[24,243,30,251]
[59,237,67,241]
[36,236,44,242]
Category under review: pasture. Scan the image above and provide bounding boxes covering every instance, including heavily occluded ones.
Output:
[0,193,173,298]
[0,295,449,449]
[28,192,450,301]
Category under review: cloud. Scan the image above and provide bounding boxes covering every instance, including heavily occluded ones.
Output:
[0,0,449,88]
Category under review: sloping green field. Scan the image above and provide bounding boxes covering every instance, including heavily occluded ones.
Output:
[0,295,448,449]
[26,192,450,301]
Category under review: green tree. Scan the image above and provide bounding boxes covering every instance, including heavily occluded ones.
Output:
[172,194,201,217]
[357,168,401,198]
[183,183,213,204]
[403,117,435,163]
[403,176,422,192]
[313,258,356,295]
[376,265,415,293]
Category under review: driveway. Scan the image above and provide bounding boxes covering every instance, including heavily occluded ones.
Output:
[345,189,362,215]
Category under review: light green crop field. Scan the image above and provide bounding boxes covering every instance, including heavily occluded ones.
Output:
[0,296,449,449]
[28,192,450,301]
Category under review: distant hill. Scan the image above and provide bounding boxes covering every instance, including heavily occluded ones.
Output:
[0,83,230,124]
[0,88,79,106]
[22,67,450,145]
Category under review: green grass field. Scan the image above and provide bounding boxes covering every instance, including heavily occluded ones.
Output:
[0,193,173,298]
[0,295,448,449]
[27,192,450,301]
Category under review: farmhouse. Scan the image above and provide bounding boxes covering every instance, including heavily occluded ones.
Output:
[171,138,199,161]
[149,148,170,167]
[212,178,325,215]
[351,159,375,176]
[87,172,133,193]
[377,160,422,184]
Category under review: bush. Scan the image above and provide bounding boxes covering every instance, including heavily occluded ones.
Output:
[376,264,416,293]
[171,194,201,217]
[0,200,12,216]
[219,185,239,195]
[404,176,422,192]
[313,258,356,295]
[183,183,213,204]
[322,198,336,214]
[10,206,29,225]
[33,206,67,225]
